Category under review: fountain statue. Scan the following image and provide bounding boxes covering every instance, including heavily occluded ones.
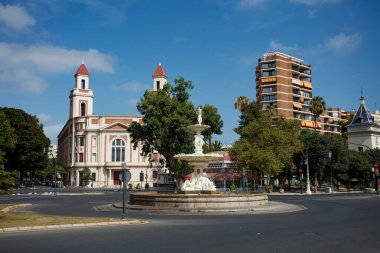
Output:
[174,107,222,191]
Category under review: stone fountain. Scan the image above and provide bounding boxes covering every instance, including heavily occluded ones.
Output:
[175,107,223,192]
[128,107,268,213]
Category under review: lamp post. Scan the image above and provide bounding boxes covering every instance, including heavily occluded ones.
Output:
[121,162,128,220]
[305,157,312,195]
[373,161,379,195]
[329,151,332,194]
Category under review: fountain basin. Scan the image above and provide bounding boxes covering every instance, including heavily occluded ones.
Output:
[129,191,268,212]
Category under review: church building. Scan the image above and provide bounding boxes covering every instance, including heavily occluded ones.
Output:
[57,63,168,188]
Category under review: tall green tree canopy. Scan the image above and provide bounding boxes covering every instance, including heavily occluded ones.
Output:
[0,108,50,179]
[200,104,223,146]
[231,100,303,176]
[128,77,196,176]
[0,111,16,167]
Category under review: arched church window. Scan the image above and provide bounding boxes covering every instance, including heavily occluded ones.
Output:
[111,139,125,162]
[81,79,86,89]
[80,103,86,116]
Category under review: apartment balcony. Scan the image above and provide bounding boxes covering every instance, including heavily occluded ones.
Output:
[301,81,312,89]
[292,78,301,85]
[262,88,277,93]
[301,120,321,129]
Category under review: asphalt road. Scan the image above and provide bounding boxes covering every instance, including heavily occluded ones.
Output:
[1,189,380,253]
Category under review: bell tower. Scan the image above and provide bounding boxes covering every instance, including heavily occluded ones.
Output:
[69,62,94,119]
[152,63,168,91]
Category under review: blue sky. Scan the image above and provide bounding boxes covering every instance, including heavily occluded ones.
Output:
[0,0,379,144]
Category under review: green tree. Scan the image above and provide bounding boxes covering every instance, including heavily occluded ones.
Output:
[0,111,16,168]
[0,168,18,194]
[231,100,303,178]
[35,157,65,182]
[128,77,196,178]
[82,167,92,187]
[200,104,223,146]
[0,108,50,181]
[204,140,223,153]
[309,96,326,131]
[346,150,372,188]
[300,130,349,191]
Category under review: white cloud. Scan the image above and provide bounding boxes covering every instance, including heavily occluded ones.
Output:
[269,41,298,54]
[324,33,361,53]
[37,113,53,124]
[0,4,35,31]
[289,0,343,5]
[112,80,149,93]
[43,124,64,143]
[0,42,114,94]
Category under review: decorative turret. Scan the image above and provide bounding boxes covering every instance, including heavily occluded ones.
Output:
[74,61,90,90]
[152,63,167,91]
[69,62,94,118]
[349,96,375,126]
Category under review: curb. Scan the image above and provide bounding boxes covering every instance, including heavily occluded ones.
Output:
[0,219,148,233]
[1,203,32,213]
[113,201,306,215]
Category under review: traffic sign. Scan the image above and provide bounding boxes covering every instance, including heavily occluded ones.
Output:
[119,170,131,182]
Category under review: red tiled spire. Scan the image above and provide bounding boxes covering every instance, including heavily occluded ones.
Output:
[152,63,167,78]
[74,62,90,77]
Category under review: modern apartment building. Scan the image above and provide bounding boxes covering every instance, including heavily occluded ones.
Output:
[256,52,351,134]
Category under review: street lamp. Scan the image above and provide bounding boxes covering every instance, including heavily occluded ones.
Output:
[329,151,332,194]
[305,157,312,195]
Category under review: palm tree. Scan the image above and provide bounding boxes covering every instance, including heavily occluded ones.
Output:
[308,96,326,192]
[309,96,326,131]
[234,96,251,111]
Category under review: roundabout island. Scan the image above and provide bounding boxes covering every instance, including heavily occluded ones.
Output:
[126,108,270,213]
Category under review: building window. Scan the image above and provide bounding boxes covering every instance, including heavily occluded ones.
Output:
[80,103,86,116]
[261,62,276,69]
[111,139,125,162]
[358,147,364,152]
[81,79,85,89]
[156,81,160,90]
[153,171,158,179]
[263,95,277,101]
[79,153,84,162]
[92,153,96,162]
[262,70,276,77]
[79,137,85,146]
[91,172,96,181]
